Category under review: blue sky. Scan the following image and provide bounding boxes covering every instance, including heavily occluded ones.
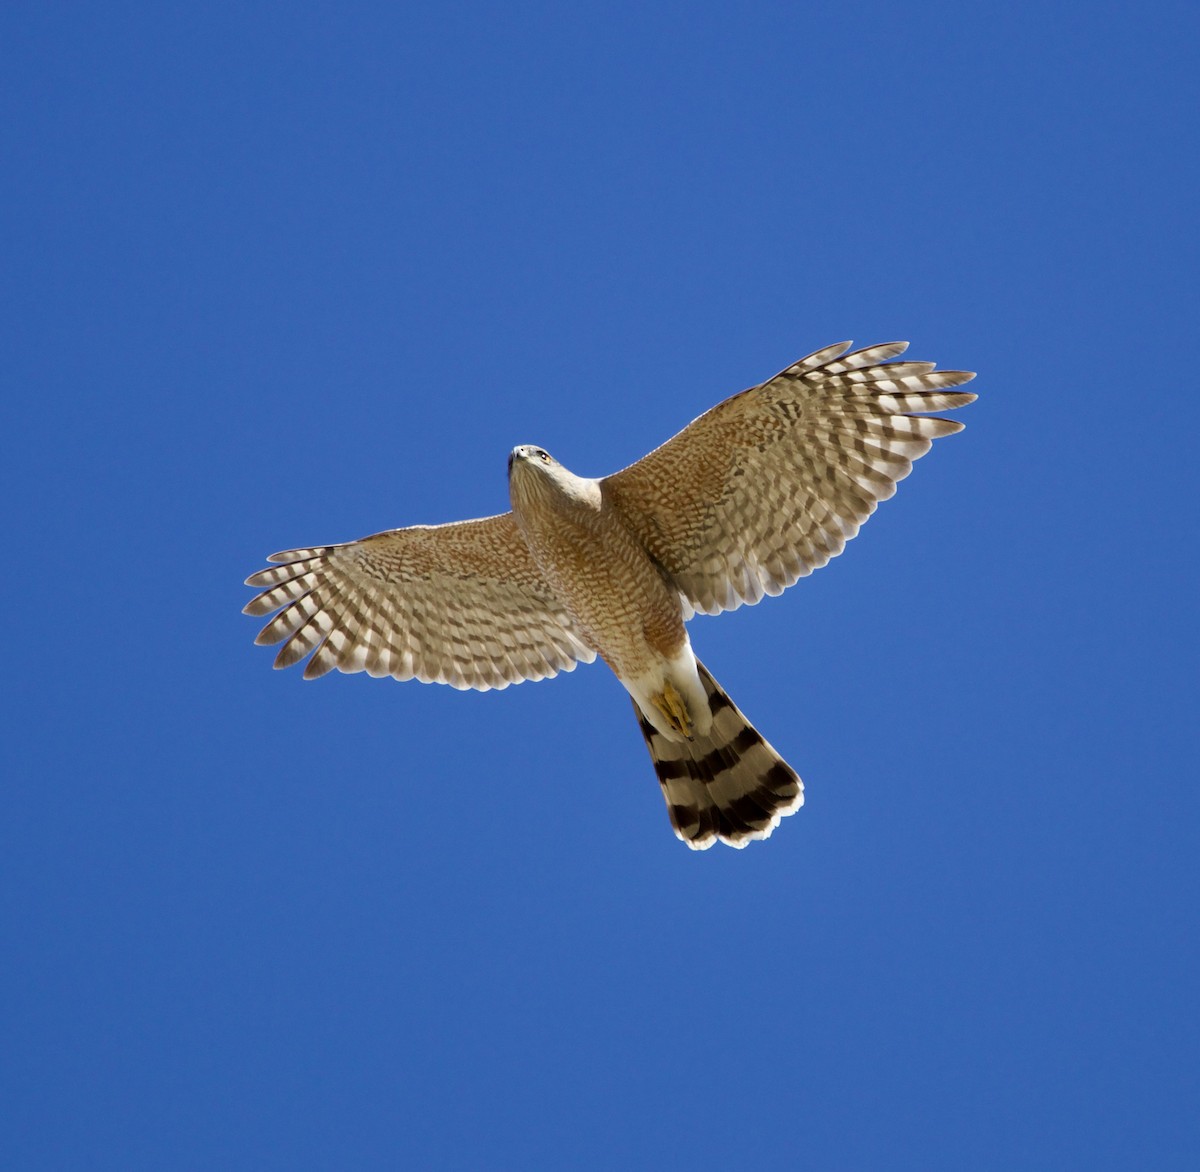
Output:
[4,1,1197,1167]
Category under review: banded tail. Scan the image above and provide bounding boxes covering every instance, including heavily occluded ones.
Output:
[633,660,803,850]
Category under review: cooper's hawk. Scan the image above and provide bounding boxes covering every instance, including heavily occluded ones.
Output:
[244,340,975,849]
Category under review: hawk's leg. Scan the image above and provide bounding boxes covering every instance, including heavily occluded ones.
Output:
[651,681,696,740]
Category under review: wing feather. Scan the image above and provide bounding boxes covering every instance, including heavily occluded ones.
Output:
[603,342,976,615]
[243,512,597,689]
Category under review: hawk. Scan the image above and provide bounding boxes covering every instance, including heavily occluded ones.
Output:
[244,341,975,849]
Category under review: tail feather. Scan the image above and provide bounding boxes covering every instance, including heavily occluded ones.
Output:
[634,660,803,850]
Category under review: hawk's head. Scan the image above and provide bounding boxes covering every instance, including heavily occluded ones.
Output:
[508,445,599,515]
[507,445,555,477]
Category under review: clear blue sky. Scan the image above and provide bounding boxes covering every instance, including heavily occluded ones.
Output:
[4,2,1197,1168]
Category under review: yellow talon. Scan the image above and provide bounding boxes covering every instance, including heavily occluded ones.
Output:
[652,682,694,739]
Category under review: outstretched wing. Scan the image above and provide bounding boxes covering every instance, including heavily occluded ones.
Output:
[243,512,596,690]
[603,341,976,616]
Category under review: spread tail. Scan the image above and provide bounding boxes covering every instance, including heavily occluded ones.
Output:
[633,660,803,850]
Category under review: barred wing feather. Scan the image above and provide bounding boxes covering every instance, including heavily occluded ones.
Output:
[243,512,596,690]
[603,341,976,616]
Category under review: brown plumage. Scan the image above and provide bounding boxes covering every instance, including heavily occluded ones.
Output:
[244,341,975,849]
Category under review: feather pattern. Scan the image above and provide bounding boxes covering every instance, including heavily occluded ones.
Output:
[604,341,976,615]
[243,513,596,690]
[244,340,975,848]
[634,660,803,850]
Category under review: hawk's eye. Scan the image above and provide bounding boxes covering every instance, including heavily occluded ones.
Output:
[538,451,551,463]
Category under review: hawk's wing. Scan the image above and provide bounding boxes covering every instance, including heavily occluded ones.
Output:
[603,341,976,616]
[243,512,596,690]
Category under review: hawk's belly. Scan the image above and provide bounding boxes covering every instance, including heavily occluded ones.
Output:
[515,498,685,681]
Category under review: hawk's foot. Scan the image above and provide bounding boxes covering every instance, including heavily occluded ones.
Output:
[652,681,695,740]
